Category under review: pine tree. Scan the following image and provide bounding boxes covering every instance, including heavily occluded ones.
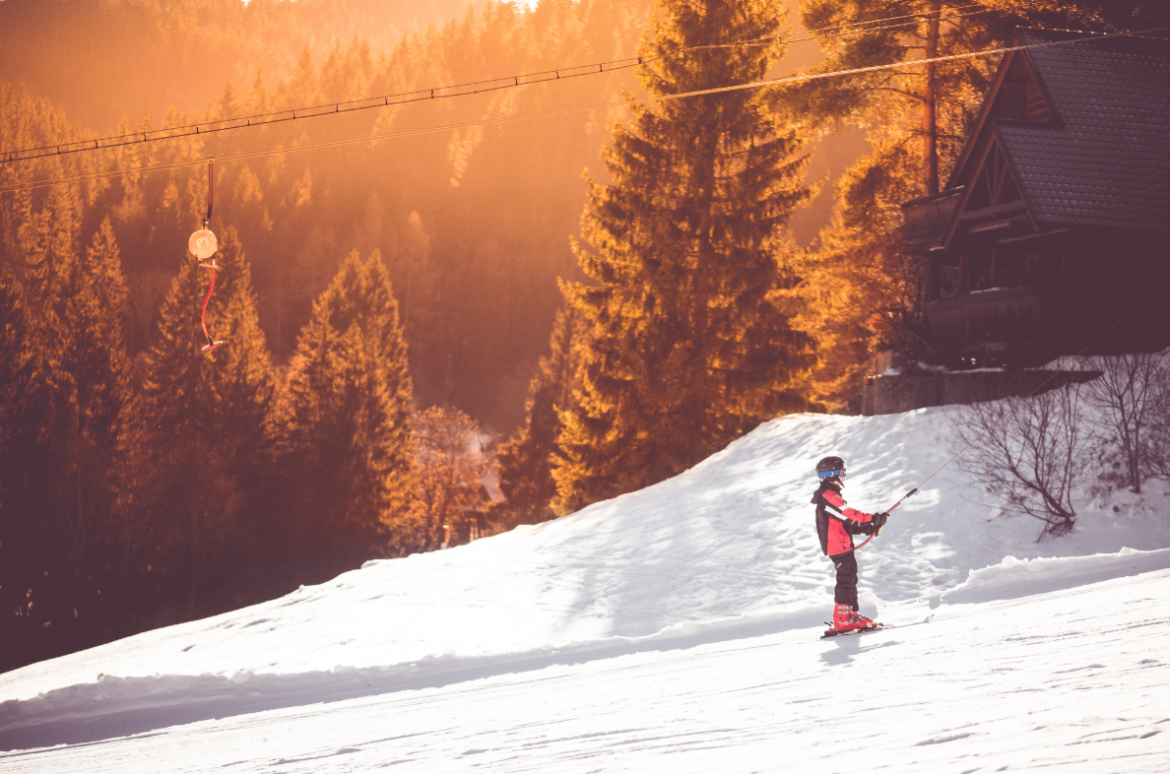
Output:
[491,304,584,528]
[0,214,134,667]
[274,249,415,580]
[0,272,40,514]
[47,221,133,576]
[792,1,1064,196]
[0,269,58,671]
[285,45,323,109]
[133,226,277,619]
[553,0,816,513]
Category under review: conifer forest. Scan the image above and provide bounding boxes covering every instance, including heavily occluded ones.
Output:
[1,0,1162,672]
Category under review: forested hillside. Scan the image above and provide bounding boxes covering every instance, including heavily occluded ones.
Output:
[0,0,474,131]
[2,0,1162,674]
[1,0,659,427]
[0,0,660,673]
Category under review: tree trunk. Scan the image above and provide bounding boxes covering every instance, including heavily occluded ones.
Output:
[922,0,942,195]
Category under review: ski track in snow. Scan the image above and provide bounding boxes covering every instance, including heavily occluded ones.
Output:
[2,393,1170,771]
[3,571,1169,773]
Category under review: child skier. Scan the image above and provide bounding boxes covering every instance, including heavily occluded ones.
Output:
[812,456,888,633]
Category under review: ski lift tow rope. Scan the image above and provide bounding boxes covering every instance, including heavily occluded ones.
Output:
[198,159,225,353]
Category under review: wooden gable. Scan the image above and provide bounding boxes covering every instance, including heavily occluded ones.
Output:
[946,46,1057,192]
[945,29,1170,233]
[937,45,1061,251]
[943,129,1035,249]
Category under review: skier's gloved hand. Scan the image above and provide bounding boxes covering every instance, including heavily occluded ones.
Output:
[872,512,889,529]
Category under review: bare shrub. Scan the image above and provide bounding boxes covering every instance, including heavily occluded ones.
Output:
[409,406,490,552]
[1144,361,1170,480]
[952,385,1084,540]
[1083,353,1165,494]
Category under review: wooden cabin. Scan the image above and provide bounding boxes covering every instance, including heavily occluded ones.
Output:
[903,28,1170,369]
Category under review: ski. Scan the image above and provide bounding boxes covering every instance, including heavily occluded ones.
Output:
[821,624,883,639]
[820,613,934,639]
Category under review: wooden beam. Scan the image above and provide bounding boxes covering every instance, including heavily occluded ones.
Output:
[1061,231,1067,280]
[970,219,1018,234]
[959,200,1028,221]
[996,228,1068,245]
[946,48,1018,190]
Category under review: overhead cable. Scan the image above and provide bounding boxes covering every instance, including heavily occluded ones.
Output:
[2,23,1165,196]
[0,2,1035,165]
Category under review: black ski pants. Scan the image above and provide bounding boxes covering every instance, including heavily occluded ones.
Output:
[832,550,859,610]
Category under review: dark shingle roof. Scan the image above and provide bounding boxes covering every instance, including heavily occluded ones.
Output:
[995,29,1170,231]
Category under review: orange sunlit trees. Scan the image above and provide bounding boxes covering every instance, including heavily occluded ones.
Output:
[0,82,140,669]
[492,305,585,528]
[0,269,61,672]
[0,208,135,668]
[552,0,816,514]
[784,0,1127,409]
[272,250,415,581]
[132,228,277,619]
[40,218,133,588]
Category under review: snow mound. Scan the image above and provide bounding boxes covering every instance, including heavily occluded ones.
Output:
[943,546,1170,605]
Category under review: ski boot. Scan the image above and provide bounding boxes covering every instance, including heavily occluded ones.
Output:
[832,603,860,632]
[851,608,879,630]
[828,603,879,634]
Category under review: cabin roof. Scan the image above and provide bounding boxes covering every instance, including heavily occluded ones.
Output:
[997,121,1170,230]
[948,28,1170,232]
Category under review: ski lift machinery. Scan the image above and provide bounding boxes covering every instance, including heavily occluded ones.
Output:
[189,159,225,353]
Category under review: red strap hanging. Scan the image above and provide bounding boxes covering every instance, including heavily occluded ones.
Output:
[196,159,225,353]
[200,264,224,352]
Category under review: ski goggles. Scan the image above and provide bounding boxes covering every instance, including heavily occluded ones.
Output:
[817,469,846,478]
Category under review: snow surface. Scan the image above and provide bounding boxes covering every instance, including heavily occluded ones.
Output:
[3,401,1170,772]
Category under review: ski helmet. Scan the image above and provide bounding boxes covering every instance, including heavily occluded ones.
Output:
[816,456,846,480]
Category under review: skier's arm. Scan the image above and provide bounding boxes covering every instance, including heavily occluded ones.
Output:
[821,490,874,533]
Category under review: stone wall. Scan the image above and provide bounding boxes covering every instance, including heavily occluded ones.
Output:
[861,369,1101,416]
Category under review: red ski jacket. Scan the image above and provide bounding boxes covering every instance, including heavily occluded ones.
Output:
[812,483,877,556]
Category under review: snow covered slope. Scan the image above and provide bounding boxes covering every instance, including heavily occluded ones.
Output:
[6,564,1170,773]
[2,403,1170,770]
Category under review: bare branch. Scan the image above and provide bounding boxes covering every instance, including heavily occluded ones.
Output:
[951,385,1084,540]
[1144,365,1170,478]
[874,87,926,104]
[1083,353,1164,494]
